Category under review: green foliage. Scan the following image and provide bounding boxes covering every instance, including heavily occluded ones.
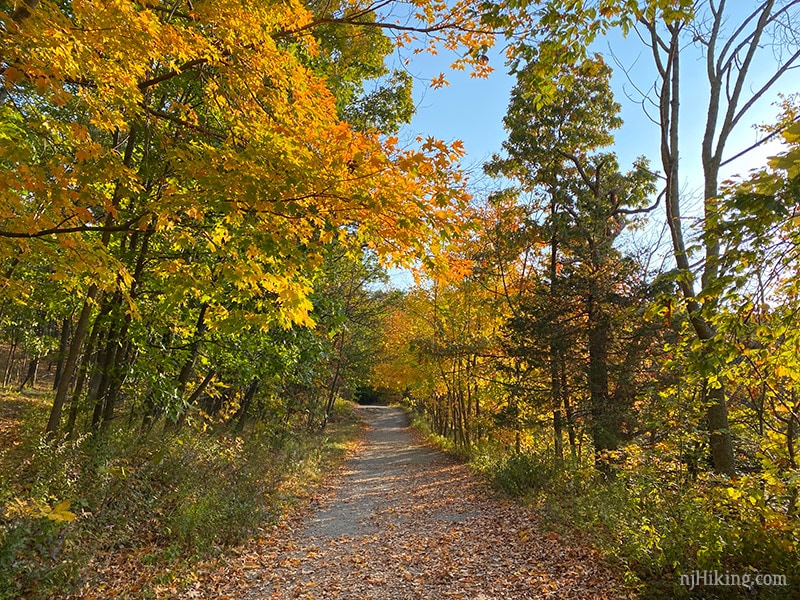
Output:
[0,514,76,600]
[473,443,799,599]
[0,396,360,599]
[473,450,566,497]
[342,71,414,134]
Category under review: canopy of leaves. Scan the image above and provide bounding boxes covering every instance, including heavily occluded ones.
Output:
[0,0,473,328]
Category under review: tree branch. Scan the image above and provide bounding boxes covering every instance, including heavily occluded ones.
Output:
[138,59,209,91]
[614,189,663,216]
[0,213,151,239]
[727,46,800,138]
[720,113,800,168]
[142,104,225,139]
[277,14,505,41]
[555,149,594,190]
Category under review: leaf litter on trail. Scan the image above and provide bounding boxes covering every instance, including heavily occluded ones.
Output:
[202,407,635,600]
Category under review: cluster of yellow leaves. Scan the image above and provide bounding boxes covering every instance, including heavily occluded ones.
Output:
[5,498,77,523]
[1,0,473,328]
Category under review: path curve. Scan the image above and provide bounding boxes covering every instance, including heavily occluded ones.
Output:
[232,406,631,599]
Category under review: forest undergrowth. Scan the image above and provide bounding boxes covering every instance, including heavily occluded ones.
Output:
[410,413,799,599]
[0,391,361,600]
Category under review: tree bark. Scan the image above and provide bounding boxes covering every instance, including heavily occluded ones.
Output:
[322,331,347,429]
[641,16,737,475]
[561,352,577,460]
[64,303,104,439]
[234,377,259,434]
[170,303,209,429]
[3,340,17,387]
[587,292,616,466]
[53,317,72,391]
[46,288,98,436]
[549,193,564,461]
[18,353,40,390]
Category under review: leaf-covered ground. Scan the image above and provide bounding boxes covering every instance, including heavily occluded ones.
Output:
[190,406,633,600]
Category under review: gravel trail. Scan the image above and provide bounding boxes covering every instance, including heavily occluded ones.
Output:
[226,405,631,600]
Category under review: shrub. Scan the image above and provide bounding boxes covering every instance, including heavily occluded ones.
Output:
[471,443,799,599]
[1,399,361,598]
[474,450,564,497]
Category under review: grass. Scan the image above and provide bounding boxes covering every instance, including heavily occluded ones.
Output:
[0,391,362,599]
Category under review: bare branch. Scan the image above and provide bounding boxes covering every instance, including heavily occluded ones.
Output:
[720,113,800,168]
[727,46,800,138]
[717,1,800,73]
[715,2,766,72]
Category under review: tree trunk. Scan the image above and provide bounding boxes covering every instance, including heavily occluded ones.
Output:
[53,317,71,391]
[643,16,736,475]
[234,377,259,434]
[562,355,577,461]
[322,331,347,429]
[172,303,209,429]
[90,315,121,430]
[17,354,39,390]
[587,292,616,470]
[549,194,564,461]
[3,340,17,387]
[64,307,103,439]
[703,347,735,476]
[46,287,98,436]
[45,125,136,437]
[99,226,154,429]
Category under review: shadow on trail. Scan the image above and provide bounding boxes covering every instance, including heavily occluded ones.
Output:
[239,404,627,599]
[303,406,452,540]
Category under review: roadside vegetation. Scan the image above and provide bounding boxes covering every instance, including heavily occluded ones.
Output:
[473,445,798,599]
[411,406,798,599]
[387,5,800,596]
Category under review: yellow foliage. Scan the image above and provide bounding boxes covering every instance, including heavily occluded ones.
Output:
[5,498,78,523]
[0,0,480,328]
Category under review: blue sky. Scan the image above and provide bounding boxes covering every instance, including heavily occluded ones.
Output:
[394,23,790,198]
[384,10,794,286]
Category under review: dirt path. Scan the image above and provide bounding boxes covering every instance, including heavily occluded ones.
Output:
[223,406,631,599]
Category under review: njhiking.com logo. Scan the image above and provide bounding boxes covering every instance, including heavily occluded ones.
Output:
[679,570,788,591]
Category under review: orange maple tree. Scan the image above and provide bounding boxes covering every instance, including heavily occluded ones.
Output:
[1,0,511,433]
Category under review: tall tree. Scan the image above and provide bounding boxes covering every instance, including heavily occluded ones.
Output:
[487,56,657,465]
[516,0,800,475]
[1,0,483,435]
[629,0,800,475]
